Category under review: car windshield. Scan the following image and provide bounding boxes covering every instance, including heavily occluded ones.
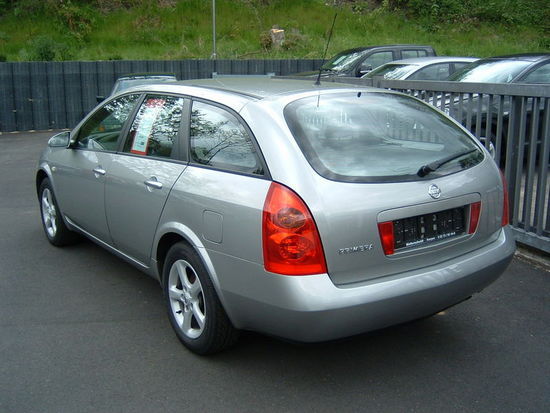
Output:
[363,63,417,79]
[321,50,365,71]
[448,59,532,83]
[284,92,483,183]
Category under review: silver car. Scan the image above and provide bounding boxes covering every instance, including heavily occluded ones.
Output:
[36,78,515,354]
[362,56,479,81]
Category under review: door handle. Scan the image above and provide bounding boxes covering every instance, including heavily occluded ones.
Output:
[144,178,163,190]
[93,166,106,177]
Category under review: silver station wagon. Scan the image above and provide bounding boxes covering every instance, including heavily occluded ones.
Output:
[37,78,516,354]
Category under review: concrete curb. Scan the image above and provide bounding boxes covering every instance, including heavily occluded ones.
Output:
[515,245,550,272]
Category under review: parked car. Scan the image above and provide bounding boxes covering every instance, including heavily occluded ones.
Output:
[362,56,479,81]
[96,73,177,102]
[37,78,515,354]
[446,54,550,163]
[447,53,550,84]
[294,44,436,78]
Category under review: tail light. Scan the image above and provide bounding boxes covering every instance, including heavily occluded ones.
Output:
[378,222,395,256]
[468,202,482,234]
[262,182,327,275]
[500,170,510,227]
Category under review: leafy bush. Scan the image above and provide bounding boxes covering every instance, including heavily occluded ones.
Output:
[54,0,95,41]
[259,31,272,50]
[397,0,543,26]
[23,36,73,61]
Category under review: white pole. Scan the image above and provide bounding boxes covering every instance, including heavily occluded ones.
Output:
[211,0,217,59]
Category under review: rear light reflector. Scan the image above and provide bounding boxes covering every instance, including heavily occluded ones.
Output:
[378,221,395,256]
[468,202,482,234]
[262,182,327,275]
[500,170,510,227]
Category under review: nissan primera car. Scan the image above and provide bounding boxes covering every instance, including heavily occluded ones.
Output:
[37,78,515,354]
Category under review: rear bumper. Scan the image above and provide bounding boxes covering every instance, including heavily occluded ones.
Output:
[216,227,515,342]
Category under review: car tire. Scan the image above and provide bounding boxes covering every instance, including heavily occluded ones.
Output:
[162,242,239,355]
[39,178,78,247]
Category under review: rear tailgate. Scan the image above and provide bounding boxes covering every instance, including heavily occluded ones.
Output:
[310,160,505,285]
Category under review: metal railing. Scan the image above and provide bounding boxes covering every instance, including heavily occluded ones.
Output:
[0,59,323,133]
[1,61,548,253]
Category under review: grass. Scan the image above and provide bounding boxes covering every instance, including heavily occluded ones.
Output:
[0,0,547,62]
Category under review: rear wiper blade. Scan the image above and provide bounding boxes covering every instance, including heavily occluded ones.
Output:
[417,148,478,177]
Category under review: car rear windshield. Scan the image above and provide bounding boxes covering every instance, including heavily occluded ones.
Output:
[448,59,532,83]
[284,92,483,183]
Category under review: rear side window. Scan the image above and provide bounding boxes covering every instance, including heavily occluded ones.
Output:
[190,101,264,175]
[453,62,471,72]
[522,62,550,84]
[402,49,428,59]
[284,92,483,183]
[123,95,184,158]
[409,63,451,80]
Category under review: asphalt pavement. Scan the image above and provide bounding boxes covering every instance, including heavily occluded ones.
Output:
[1,131,549,413]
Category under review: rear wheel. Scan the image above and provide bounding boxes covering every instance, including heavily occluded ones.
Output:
[162,242,238,355]
[39,178,78,246]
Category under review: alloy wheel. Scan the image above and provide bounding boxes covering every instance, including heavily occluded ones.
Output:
[41,188,57,239]
[167,259,206,339]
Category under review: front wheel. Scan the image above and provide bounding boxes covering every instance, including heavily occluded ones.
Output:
[162,242,239,355]
[39,178,78,246]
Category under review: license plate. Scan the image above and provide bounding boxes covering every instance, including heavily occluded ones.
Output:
[393,206,466,250]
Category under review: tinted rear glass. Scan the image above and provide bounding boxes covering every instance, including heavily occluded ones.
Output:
[284,92,483,183]
[448,59,532,83]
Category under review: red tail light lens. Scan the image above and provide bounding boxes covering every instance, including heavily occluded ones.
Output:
[500,170,510,227]
[262,182,327,275]
[378,221,395,256]
[468,202,482,234]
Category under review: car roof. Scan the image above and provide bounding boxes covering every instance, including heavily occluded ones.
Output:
[484,53,550,62]
[176,77,372,99]
[121,77,380,110]
[116,73,177,80]
[380,56,478,67]
[336,44,434,54]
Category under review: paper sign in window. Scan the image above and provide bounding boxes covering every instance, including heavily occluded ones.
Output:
[130,98,166,155]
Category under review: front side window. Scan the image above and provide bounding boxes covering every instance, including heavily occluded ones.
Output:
[284,92,483,183]
[409,63,451,80]
[360,51,394,72]
[123,95,184,158]
[75,94,140,151]
[190,101,263,175]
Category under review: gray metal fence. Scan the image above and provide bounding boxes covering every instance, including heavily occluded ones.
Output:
[0,59,323,133]
[1,60,548,253]
[320,76,549,253]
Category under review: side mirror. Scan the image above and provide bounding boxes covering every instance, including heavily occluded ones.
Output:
[479,137,496,159]
[47,131,71,148]
[358,65,373,76]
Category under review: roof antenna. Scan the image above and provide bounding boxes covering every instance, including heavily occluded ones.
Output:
[315,13,338,86]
